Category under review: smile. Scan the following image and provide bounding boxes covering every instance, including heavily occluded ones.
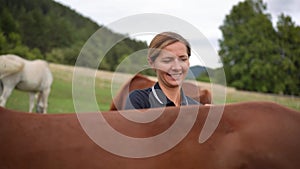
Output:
[167,73,183,79]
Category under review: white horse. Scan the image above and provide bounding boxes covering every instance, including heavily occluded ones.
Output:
[0,54,53,113]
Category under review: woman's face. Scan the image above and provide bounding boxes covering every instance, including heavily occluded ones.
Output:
[150,41,190,88]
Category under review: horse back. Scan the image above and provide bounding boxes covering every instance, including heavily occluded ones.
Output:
[1,102,300,169]
[16,59,53,90]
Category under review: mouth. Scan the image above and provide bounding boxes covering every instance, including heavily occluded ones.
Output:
[167,73,183,80]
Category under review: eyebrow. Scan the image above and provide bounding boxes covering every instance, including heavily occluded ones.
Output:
[179,55,189,58]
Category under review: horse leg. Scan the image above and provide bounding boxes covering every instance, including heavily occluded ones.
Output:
[36,92,44,113]
[42,88,51,114]
[38,88,51,114]
[28,92,36,113]
[0,86,14,107]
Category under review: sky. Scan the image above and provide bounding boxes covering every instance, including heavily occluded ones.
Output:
[54,0,299,68]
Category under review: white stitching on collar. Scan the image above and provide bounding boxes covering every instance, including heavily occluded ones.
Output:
[151,85,163,104]
[183,94,189,106]
[152,85,189,106]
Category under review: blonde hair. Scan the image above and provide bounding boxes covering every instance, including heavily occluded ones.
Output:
[148,32,191,62]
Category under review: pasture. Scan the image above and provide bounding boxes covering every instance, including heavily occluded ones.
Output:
[4,63,300,113]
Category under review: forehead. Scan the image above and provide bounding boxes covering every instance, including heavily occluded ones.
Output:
[161,42,188,56]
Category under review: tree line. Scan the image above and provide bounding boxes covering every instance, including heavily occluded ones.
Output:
[218,0,299,96]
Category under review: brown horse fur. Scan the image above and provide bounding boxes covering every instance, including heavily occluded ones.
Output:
[0,102,300,169]
[110,74,212,110]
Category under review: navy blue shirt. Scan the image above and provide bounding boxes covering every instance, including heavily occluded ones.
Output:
[125,82,200,109]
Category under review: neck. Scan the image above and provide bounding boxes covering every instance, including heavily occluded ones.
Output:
[159,84,181,106]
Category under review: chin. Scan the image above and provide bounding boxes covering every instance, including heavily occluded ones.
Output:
[164,75,184,87]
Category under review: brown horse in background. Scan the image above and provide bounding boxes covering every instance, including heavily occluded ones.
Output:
[110,74,211,110]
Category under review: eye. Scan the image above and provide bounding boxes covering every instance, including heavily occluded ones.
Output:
[161,57,173,63]
[162,59,171,63]
[180,56,189,61]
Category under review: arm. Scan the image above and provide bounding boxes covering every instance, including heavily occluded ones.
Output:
[124,90,150,110]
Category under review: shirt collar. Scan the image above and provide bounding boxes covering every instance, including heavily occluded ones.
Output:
[152,82,189,106]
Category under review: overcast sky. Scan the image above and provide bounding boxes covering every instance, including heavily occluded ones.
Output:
[54,0,299,68]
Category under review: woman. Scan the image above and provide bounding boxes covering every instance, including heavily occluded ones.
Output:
[125,32,200,109]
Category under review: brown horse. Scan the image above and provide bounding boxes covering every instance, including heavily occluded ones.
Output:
[110,74,211,110]
[1,102,300,169]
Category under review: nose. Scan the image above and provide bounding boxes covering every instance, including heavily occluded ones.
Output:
[171,59,182,71]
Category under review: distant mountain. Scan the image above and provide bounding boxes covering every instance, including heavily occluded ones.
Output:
[187,65,208,79]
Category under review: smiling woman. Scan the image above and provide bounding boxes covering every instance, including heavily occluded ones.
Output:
[125,32,200,109]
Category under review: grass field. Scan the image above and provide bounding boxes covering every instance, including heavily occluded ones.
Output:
[4,63,300,114]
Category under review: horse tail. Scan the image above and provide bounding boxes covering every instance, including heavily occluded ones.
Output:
[0,55,25,79]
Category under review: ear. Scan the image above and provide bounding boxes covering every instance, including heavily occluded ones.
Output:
[148,57,155,69]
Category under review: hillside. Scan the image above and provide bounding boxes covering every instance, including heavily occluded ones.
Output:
[187,65,213,79]
[0,0,147,71]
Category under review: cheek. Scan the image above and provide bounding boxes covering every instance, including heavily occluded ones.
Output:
[179,61,190,73]
[153,62,169,72]
[183,62,190,71]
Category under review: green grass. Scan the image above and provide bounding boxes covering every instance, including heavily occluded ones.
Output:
[5,64,114,114]
[3,63,300,113]
[225,90,300,111]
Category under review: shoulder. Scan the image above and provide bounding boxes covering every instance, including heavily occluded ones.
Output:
[129,87,152,99]
[125,88,152,109]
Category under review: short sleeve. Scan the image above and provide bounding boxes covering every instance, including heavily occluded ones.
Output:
[124,90,151,109]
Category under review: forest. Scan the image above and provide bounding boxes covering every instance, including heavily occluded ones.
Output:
[0,0,299,95]
[0,0,147,71]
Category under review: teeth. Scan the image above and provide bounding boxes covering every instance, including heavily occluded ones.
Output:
[170,73,182,75]
[169,73,182,79]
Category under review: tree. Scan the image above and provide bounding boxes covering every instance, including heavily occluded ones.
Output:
[276,14,300,95]
[219,0,299,95]
[0,8,19,36]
